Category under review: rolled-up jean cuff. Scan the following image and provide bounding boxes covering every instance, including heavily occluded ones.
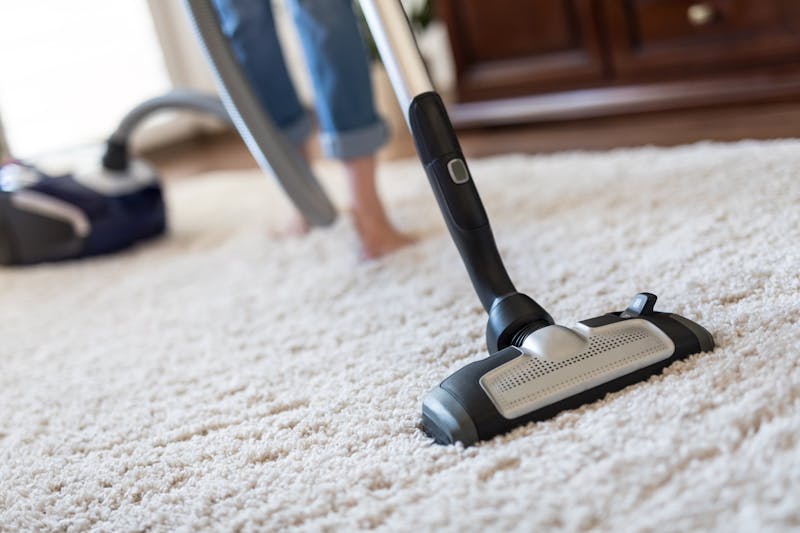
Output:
[319,119,389,160]
[281,112,314,147]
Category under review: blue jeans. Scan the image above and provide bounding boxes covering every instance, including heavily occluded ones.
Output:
[212,0,388,159]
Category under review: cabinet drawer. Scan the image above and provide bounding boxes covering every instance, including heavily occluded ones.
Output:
[606,0,800,78]
[634,0,789,44]
[439,0,606,101]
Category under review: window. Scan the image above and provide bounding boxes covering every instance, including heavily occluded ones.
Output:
[0,0,170,157]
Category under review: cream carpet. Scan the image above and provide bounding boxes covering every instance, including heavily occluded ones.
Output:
[1,140,799,531]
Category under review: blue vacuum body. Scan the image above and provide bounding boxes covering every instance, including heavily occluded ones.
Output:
[0,147,166,265]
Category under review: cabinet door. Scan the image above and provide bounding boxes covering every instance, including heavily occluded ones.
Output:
[439,0,606,101]
[604,0,800,79]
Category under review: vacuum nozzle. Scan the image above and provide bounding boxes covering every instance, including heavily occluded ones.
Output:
[422,294,714,446]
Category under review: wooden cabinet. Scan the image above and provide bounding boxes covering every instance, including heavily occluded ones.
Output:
[606,0,800,77]
[439,0,606,100]
[439,0,800,125]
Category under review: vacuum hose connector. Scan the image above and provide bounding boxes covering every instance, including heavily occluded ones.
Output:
[101,89,231,172]
[101,139,129,172]
[486,292,554,353]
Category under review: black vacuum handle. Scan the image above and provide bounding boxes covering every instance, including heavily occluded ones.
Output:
[408,92,517,311]
[358,0,552,332]
[356,0,516,310]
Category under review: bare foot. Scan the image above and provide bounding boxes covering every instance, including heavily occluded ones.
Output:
[345,156,414,259]
[353,209,415,260]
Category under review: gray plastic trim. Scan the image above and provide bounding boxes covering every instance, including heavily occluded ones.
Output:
[33,146,159,197]
[183,0,336,227]
[668,313,715,352]
[11,190,90,237]
[0,193,83,264]
[422,386,479,446]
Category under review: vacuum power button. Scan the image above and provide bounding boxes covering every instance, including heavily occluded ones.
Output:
[447,158,470,184]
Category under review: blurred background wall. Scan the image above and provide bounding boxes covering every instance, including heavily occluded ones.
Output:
[1,0,798,161]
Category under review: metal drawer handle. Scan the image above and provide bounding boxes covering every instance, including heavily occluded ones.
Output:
[687,2,716,26]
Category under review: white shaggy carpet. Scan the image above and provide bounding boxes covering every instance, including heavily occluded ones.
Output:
[1,140,799,531]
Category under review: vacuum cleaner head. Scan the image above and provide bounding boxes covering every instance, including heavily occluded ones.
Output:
[422,293,714,446]
[0,146,166,265]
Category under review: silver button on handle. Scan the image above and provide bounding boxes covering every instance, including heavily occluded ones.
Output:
[447,158,470,184]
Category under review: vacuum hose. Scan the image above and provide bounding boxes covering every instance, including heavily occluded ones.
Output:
[102,89,231,171]
[183,0,337,227]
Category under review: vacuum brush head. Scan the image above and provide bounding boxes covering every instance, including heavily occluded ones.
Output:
[422,293,714,446]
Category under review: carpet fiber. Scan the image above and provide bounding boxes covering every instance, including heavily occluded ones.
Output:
[2,140,799,531]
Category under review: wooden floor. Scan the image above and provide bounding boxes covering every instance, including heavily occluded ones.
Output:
[145,101,800,180]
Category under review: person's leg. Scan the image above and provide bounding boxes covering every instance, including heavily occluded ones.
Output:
[288,0,412,258]
[212,0,313,146]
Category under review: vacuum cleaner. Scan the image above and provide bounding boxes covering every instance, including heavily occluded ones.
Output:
[356,0,715,446]
[0,90,230,265]
[0,149,165,265]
